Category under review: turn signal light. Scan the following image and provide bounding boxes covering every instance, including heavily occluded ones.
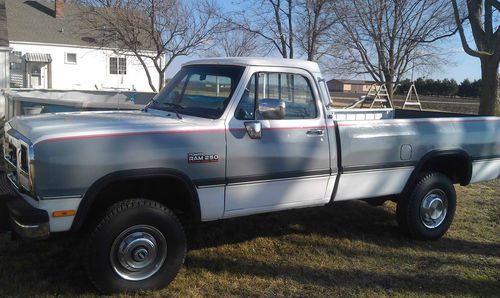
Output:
[52,210,77,218]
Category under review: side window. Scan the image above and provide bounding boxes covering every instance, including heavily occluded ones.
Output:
[235,72,317,120]
[280,74,317,119]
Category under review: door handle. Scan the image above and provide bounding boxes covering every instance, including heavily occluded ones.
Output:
[306,129,324,136]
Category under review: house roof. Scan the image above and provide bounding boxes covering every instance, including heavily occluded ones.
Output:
[0,0,9,47]
[5,0,100,47]
[5,0,154,51]
[328,79,375,85]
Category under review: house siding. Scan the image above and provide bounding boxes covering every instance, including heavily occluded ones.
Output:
[327,79,375,94]
[10,42,160,92]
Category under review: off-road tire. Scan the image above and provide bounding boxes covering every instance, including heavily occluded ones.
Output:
[84,199,186,293]
[397,172,456,240]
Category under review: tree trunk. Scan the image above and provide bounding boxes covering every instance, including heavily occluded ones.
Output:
[158,71,164,91]
[383,73,394,101]
[479,55,500,116]
[134,54,157,92]
[287,0,293,59]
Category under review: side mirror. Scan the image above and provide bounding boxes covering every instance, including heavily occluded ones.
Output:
[244,121,262,139]
[258,98,286,120]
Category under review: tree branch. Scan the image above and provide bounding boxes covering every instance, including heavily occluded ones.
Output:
[451,0,491,58]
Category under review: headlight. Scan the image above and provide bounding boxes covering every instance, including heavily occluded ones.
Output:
[22,144,36,196]
[4,125,37,196]
[29,157,36,195]
[20,145,29,173]
[19,144,35,195]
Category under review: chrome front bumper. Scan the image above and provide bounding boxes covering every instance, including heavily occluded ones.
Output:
[0,172,49,240]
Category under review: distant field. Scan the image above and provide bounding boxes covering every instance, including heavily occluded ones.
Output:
[0,180,498,297]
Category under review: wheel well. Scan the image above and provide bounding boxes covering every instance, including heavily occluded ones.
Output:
[73,172,200,232]
[403,151,472,195]
[420,155,471,185]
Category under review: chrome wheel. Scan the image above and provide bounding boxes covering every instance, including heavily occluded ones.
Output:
[110,225,167,281]
[420,189,448,229]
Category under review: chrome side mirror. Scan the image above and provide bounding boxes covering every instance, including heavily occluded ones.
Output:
[258,98,286,120]
[244,121,262,139]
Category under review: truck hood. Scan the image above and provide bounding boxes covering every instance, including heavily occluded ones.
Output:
[8,110,212,144]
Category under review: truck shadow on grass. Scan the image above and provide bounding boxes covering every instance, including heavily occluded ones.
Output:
[0,200,498,296]
[185,255,499,296]
[187,200,499,257]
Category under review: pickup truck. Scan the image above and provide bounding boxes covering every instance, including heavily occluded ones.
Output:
[1,58,499,293]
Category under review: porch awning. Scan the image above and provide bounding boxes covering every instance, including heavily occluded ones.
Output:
[25,53,52,63]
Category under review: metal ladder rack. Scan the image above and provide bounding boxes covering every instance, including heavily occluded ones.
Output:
[402,82,422,111]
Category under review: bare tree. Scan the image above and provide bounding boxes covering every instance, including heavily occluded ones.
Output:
[77,0,221,92]
[451,0,499,116]
[211,28,262,57]
[220,0,294,58]
[330,0,455,97]
[295,0,340,61]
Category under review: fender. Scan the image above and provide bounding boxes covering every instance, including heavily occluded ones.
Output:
[70,168,201,232]
[401,149,472,195]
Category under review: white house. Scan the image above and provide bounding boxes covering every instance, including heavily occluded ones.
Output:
[5,0,160,92]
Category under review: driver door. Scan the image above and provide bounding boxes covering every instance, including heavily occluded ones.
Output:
[224,67,332,217]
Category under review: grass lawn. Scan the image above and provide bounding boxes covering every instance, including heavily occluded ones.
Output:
[0,179,498,297]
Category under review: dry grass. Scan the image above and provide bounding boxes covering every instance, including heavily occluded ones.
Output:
[0,180,498,297]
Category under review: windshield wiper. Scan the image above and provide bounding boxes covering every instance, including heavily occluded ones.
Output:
[142,97,160,112]
[161,103,184,119]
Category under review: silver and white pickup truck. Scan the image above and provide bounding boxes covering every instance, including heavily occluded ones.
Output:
[1,58,499,293]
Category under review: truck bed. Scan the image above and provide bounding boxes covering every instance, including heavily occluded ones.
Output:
[332,109,500,201]
[332,108,477,121]
[393,109,477,118]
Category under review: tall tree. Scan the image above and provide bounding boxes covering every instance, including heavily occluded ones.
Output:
[451,0,500,115]
[331,0,455,97]
[78,0,221,92]
[220,0,294,58]
[295,0,340,61]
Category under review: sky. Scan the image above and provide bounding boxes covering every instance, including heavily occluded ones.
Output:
[165,41,482,83]
[166,40,481,82]
[164,2,484,83]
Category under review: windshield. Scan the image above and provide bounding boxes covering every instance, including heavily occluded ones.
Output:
[147,65,245,119]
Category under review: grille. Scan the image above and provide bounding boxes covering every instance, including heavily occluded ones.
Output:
[5,142,17,167]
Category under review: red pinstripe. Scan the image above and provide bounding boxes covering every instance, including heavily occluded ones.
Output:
[37,117,498,144]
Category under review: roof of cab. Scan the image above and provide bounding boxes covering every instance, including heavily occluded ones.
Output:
[184,57,321,74]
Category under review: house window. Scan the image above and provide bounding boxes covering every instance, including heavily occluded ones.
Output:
[110,57,127,75]
[65,53,77,64]
[10,51,22,70]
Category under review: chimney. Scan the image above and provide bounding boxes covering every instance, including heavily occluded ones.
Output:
[55,0,64,19]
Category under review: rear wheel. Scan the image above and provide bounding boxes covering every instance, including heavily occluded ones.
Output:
[85,199,186,293]
[397,172,456,240]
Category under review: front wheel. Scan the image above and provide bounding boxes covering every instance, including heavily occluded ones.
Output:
[85,199,186,293]
[397,172,456,240]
